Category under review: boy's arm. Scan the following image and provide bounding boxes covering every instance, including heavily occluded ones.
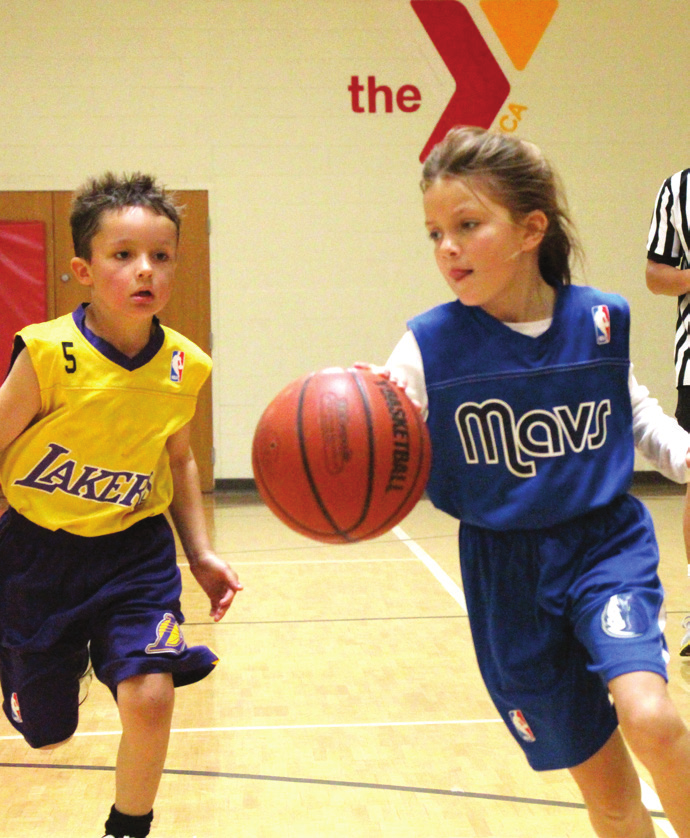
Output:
[0,348,41,455]
[167,422,242,621]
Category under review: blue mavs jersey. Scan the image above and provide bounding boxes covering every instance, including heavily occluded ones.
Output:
[409,286,634,530]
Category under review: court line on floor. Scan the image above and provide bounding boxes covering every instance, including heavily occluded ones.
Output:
[641,779,677,838]
[0,717,504,741]
[179,557,420,567]
[197,614,466,627]
[393,525,467,613]
[0,761,668,820]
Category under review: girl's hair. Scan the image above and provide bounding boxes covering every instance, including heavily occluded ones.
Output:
[70,172,182,260]
[421,126,580,286]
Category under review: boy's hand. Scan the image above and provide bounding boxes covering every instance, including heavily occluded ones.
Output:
[189,552,243,622]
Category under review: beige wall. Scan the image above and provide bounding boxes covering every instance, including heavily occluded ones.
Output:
[0,1,687,477]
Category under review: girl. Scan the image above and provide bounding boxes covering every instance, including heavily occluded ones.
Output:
[381,127,690,837]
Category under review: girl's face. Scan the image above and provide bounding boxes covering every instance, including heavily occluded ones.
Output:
[71,206,178,324]
[423,176,547,322]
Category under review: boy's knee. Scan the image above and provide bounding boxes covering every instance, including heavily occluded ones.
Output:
[117,673,175,725]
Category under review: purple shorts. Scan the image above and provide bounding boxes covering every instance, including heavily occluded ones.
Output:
[0,508,218,747]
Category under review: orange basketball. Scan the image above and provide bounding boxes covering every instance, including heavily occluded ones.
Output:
[252,367,431,543]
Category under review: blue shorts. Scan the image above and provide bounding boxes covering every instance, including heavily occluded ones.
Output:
[459,493,667,771]
[0,508,218,748]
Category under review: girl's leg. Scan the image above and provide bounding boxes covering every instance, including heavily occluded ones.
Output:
[569,728,654,838]
[609,670,690,837]
[114,672,175,816]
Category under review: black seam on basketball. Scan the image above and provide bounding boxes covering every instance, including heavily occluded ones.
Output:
[340,370,376,536]
[356,386,430,540]
[296,374,353,541]
[253,450,345,541]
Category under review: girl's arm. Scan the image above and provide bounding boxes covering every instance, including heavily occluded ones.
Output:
[630,365,690,482]
[384,330,429,418]
[167,422,242,621]
[0,347,41,456]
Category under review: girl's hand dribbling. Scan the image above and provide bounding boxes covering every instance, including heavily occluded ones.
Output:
[350,362,422,411]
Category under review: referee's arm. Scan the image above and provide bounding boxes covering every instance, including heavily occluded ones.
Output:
[646,256,690,296]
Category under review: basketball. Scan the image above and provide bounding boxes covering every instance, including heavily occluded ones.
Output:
[252,367,432,543]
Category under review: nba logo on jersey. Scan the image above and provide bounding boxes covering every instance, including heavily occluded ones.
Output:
[170,350,185,383]
[591,305,611,345]
[509,709,536,742]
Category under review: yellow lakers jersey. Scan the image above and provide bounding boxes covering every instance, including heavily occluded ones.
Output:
[0,306,212,536]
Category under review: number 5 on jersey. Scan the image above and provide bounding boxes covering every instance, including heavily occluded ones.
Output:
[61,341,76,374]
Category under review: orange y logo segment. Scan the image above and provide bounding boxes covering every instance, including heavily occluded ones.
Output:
[480,0,558,70]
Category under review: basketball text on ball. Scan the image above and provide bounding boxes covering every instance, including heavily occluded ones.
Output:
[374,379,412,492]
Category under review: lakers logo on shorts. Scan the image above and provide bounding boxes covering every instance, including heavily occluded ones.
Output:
[145,612,187,656]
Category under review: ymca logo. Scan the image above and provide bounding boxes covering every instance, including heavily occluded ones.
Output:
[456,398,612,478]
[348,1,559,161]
[412,0,558,159]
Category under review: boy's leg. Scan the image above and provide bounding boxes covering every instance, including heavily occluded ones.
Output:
[0,643,88,749]
[114,673,175,818]
[609,670,690,836]
[569,728,654,838]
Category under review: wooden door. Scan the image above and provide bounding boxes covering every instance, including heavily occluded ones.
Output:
[0,190,214,491]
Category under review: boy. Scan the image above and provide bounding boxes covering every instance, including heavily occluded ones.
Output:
[0,172,242,838]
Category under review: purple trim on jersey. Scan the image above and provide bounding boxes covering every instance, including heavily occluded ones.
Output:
[72,304,165,371]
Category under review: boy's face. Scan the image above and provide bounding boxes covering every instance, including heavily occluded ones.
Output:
[71,206,178,322]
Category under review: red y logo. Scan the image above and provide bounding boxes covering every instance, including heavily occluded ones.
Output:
[412,1,510,161]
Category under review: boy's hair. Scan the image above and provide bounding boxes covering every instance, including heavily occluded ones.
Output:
[421,126,581,287]
[70,172,182,260]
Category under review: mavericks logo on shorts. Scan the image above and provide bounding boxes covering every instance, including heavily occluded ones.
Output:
[145,613,187,656]
[509,709,536,743]
[601,593,647,639]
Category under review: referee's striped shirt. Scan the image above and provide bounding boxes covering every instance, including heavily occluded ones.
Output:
[647,168,690,385]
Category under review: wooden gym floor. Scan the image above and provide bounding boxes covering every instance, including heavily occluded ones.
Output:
[0,481,688,838]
